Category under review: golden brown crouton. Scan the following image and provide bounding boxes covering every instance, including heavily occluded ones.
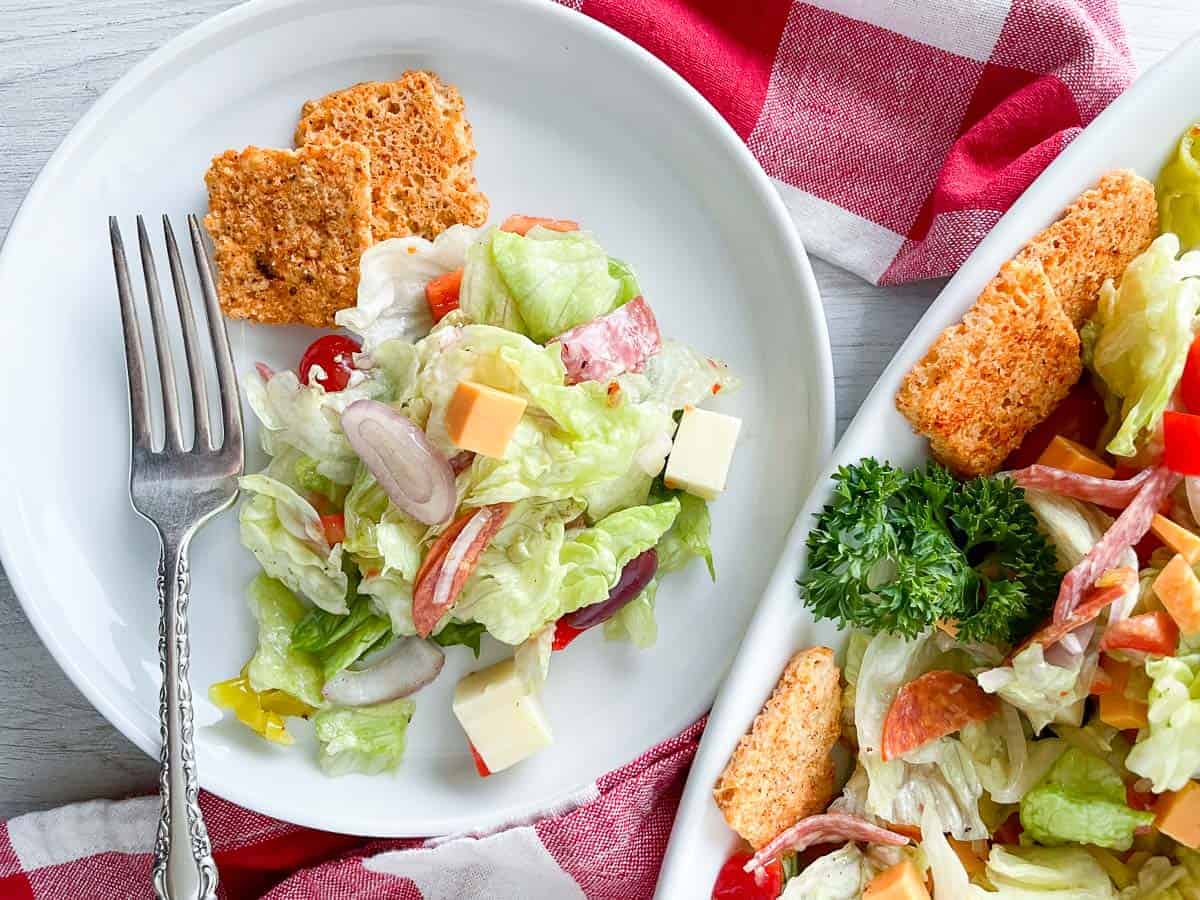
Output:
[714,647,841,850]
[204,143,373,327]
[295,72,488,241]
[896,259,1081,476]
[1015,170,1157,327]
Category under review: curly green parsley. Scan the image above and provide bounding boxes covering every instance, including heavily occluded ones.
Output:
[798,459,1059,644]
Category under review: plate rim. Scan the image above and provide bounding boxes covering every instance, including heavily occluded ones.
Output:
[656,26,1200,897]
[0,0,835,835]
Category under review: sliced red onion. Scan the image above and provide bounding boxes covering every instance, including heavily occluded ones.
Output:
[340,399,456,526]
[255,362,275,381]
[564,549,658,630]
[322,637,445,706]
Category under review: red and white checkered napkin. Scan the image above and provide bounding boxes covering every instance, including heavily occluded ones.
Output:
[0,721,702,900]
[2,2,1134,898]
[571,0,1134,284]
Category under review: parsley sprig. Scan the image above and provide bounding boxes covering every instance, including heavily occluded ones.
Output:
[799,459,1058,644]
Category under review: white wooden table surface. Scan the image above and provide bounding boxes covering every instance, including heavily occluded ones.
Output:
[0,0,1194,820]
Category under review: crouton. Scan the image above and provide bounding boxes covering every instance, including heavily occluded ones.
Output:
[895,258,1081,477]
[714,647,841,850]
[204,143,373,327]
[1015,170,1158,327]
[295,72,488,241]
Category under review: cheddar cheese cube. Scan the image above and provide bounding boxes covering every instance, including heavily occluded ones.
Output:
[1154,553,1200,636]
[663,406,741,500]
[1037,435,1115,479]
[1098,657,1149,730]
[863,859,930,900]
[445,381,527,458]
[1151,515,1200,566]
[1156,781,1200,849]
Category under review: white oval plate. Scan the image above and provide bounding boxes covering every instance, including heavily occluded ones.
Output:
[656,30,1200,898]
[0,0,833,836]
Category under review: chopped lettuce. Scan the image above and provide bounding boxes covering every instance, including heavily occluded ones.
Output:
[607,256,641,306]
[454,498,678,645]
[431,620,486,657]
[1020,748,1154,851]
[603,579,659,648]
[1082,234,1200,458]
[654,490,714,578]
[489,228,619,342]
[780,843,882,900]
[292,595,392,680]
[637,340,739,411]
[846,630,988,841]
[245,368,389,485]
[984,845,1117,898]
[459,230,527,333]
[960,705,1065,805]
[244,575,324,708]
[1126,652,1200,792]
[313,698,415,776]
[337,225,476,351]
[239,477,349,614]
[357,570,417,638]
[978,642,1090,734]
[1118,848,1200,899]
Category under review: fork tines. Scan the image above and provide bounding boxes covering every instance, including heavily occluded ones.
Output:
[109,215,242,458]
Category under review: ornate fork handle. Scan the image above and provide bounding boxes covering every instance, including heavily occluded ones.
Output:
[151,532,218,900]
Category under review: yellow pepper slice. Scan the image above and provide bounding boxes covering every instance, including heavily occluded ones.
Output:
[209,676,314,745]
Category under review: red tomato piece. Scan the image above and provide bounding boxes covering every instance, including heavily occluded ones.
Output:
[711,851,782,900]
[425,268,464,322]
[1126,781,1158,812]
[1164,411,1200,476]
[469,741,491,778]
[1101,611,1180,656]
[993,812,1022,845]
[500,215,580,236]
[1182,336,1200,413]
[319,513,346,546]
[1003,380,1108,470]
[298,334,360,392]
[552,619,587,651]
[881,670,998,761]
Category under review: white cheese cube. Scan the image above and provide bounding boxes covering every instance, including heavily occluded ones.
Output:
[664,406,742,500]
[452,658,553,773]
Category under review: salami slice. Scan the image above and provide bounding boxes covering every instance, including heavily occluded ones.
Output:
[1007,464,1154,507]
[1054,468,1180,621]
[881,671,998,762]
[556,296,662,385]
[412,503,512,637]
[743,814,910,873]
[1020,567,1137,652]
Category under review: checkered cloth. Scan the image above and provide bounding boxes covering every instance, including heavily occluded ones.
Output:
[3,1,1133,898]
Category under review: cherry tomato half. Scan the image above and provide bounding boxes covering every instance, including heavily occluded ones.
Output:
[552,619,587,651]
[711,851,782,900]
[299,335,360,392]
[319,514,346,547]
[1182,336,1200,413]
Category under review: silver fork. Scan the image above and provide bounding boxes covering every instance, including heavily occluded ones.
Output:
[111,214,243,900]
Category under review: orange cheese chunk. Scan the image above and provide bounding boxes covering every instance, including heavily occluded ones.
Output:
[1156,781,1200,849]
[863,859,930,900]
[1152,516,1200,566]
[445,381,527,459]
[1036,435,1115,479]
[1098,657,1149,729]
[1154,553,1200,636]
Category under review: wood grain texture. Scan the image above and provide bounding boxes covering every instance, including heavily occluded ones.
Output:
[0,0,1191,819]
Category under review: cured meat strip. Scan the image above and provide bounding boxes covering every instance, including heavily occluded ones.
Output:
[743,813,910,873]
[1020,567,1137,653]
[1054,467,1180,621]
[556,296,661,385]
[412,503,511,637]
[1008,464,1154,507]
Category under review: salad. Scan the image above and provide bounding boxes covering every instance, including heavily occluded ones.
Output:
[208,215,741,777]
[710,126,1200,899]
